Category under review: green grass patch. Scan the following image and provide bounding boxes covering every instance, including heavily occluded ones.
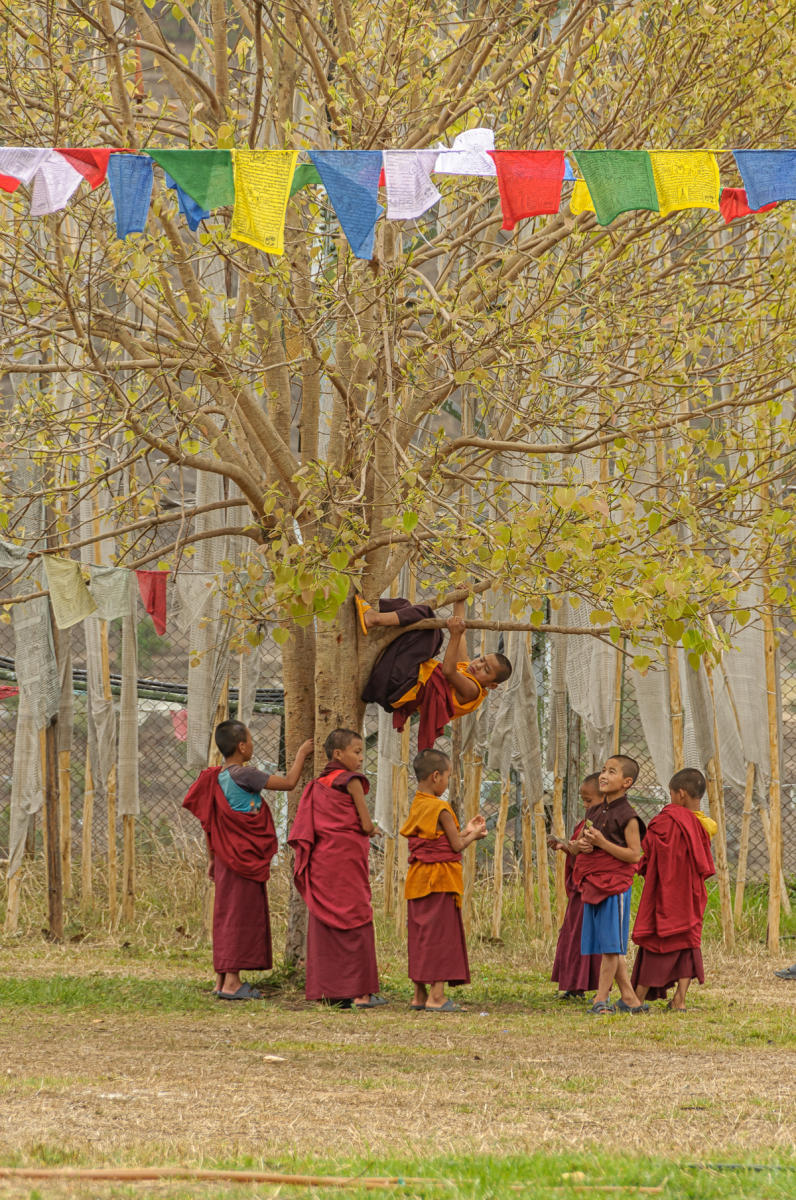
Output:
[0,1151,793,1200]
[0,973,211,1013]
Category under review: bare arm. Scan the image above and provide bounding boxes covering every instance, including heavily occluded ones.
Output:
[583,817,643,864]
[439,809,486,852]
[265,739,314,791]
[441,602,479,703]
[347,777,376,836]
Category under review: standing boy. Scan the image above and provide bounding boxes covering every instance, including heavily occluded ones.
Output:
[183,720,312,1001]
[399,747,487,1011]
[631,767,716,1011]
[548,772,604,999]
[289,728,385,1009]
[572,754,647,1015]
[359,597,511,750]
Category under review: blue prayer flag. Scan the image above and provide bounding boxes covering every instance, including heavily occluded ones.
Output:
[106,153,154,239]
[563,157,575,182]
[165,172,210,231]
[732,150,796,211]
[308,150,383,259]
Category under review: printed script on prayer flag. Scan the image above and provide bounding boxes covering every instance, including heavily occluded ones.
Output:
[30,150,84,216]
[382,150,441,220]
[572,150,659,226]
[648,151,720,217]
[230,149,298,255]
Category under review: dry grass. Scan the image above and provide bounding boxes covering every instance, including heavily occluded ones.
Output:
[0,860,794,1173]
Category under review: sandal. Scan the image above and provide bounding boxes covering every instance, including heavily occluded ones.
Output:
[616,998,650,1014]
[424,999,463,1012]
[354,595,371,636]
[353,994,388,1009]
[588,1000,616,1015]
[217,982,263,1001]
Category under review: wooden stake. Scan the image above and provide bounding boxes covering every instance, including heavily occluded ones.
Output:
[44,718,63,941]
[534,788,552,937]
[81,749,94,905]
[521,785,535,928]
[667,647,685,771]
[759,805,791,917]
[0,1166,438,1190]
[733,761,755,924]
[122,814,135,924]
[551,758,566,929]
[761,600,782,951]
[106,761,118,927]
[612,646,623,755]
[393,728,411,939]
[490,776,511,939]
[3,873,22,934]
[461,749,482,937]
[59,747,71,899]
[705,665,734,949]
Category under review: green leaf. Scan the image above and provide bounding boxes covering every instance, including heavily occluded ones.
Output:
[545,549,564,571]
[272,627,288,645]
[402,511,419,533]
[663,618,684,643]
[328,550,349,570]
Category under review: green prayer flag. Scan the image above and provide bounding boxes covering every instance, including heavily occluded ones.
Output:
[145,149,234,210]
[290,162,322,197]
[572,150,659,225]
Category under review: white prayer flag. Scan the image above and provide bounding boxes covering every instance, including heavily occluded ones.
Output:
[383,149,441,219]
[30,150,83,216]
[0,147,51,185]
[434,127,497,176]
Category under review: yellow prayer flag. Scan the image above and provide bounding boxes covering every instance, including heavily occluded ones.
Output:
[648,151,720,218]
[231,149,298,255]
[569,180,595,215]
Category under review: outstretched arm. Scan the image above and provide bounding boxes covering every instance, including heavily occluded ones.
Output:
[439,809,486,852]
[441,602,480,703]
[266,739,314,791]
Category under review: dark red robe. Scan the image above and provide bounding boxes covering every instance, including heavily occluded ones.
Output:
[551,819,601,992]
[571,795,645,904]
[183,766,278,972]
[288,767,378,1000]
[631,806,715,997]
[406,825,469,986]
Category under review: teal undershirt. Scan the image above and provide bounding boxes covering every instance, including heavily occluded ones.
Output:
[218,768,262,813]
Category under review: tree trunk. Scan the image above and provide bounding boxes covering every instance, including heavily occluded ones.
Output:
[282,622,317,967]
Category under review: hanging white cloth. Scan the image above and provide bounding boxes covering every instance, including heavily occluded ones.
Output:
[30,150,83,216]
[434,128,496,176]
[383,150,441,219]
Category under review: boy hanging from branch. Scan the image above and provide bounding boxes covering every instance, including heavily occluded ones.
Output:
[358,596,512,750]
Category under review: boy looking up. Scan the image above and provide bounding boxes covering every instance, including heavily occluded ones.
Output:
[572,754,647,1015]
[183,720,312,1001]
[548,772,604,999]
[631,768,716,1011]
[399,748,487,1012]
[289,729,385,1009]
[360,596,511,750]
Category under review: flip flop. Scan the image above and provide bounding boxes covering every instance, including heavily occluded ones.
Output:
[354,595,371,636]
[774,965,796,980]
[353,994,388,1009]
[424,999,463,1012]
[217,982,263,1001]
[410,1003,426,1011]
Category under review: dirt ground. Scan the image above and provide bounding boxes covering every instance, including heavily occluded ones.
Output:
[0,944,794,1165]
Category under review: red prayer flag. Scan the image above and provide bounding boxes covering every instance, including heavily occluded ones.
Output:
[135,569,167,635]
[0,175,21,193]
[719,186,778,224]
[487,150,566,230]
[0,684,20,700]
[55,148,114,189]
[172,708,188,742]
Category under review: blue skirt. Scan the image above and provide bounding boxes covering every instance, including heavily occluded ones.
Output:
[581,887,632,955]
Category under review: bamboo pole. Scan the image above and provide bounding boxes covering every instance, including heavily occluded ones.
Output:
[612,647,623,755]
[461,749,483,937]
[521,785,535,927]
[758,805,791,917]
[106,761,118,927]
[393,727,411,938]
[59,746,71,899]
[733,761,756,924]
[44,718,64,941]
[81,750,94,905]
[0,1167,438,1190]
[704,665,734,949]
[667,648,685,771]
[122,815,135,924]
[3,873,22,934]
[534,788,553,937]
[761,601,782,952]
[490,776,511,939]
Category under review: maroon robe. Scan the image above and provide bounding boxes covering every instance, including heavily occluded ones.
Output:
[631,805,715,999]
[288,766,378,1000]
[406,826,469,986]
[183,766,278,972]
[551,818,601,992]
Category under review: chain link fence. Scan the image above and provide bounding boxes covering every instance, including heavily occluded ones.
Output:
[1,615,794,886]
